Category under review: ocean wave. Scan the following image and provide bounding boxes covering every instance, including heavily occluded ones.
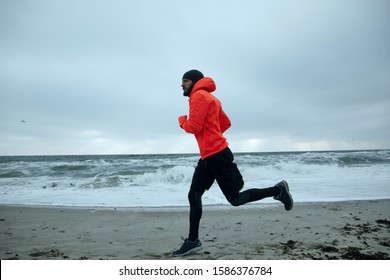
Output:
[131,166,194,186]
[1,150,389,207]
[301,150,390,166]
[51,164,91,172]
[79,174,122,189]
[0,171,26,178]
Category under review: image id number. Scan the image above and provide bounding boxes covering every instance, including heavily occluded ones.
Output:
[212,266,272,276]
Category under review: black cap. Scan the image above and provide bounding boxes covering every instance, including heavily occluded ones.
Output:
[182,70,204,84]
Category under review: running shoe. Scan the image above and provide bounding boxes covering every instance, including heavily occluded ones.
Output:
[172,237,203,256]
[274,180,293,211]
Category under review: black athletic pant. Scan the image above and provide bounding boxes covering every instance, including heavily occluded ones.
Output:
[187,147,280,241]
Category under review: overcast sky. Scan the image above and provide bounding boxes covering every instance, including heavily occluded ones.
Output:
[1,0,389,156]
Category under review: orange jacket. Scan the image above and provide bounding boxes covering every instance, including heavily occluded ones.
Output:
[179,77,231,159]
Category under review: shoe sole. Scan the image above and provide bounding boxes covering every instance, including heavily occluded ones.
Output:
[280,180,293,211]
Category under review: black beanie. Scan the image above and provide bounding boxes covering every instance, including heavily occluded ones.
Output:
[182,70,204,84]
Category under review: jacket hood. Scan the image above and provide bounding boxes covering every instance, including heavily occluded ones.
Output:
[190,77,216,95]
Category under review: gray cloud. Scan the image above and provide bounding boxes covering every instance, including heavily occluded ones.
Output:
[1,0,389,155]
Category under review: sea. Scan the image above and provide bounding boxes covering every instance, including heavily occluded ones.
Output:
[0,150,389,208]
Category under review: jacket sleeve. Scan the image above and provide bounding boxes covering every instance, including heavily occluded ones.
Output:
[220,109,231,133]
[181,92,208,134]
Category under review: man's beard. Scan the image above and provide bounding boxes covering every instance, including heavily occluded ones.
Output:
[183,84,194,97]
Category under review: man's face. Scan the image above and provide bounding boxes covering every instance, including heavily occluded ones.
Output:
[181,79,193,94]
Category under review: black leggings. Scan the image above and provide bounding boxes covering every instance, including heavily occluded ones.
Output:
[187,148,279,241]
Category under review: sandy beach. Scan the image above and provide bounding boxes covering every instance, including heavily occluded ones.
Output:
[1,200,389,260]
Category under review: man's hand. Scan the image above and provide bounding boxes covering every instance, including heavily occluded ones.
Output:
[178,115,187,128]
